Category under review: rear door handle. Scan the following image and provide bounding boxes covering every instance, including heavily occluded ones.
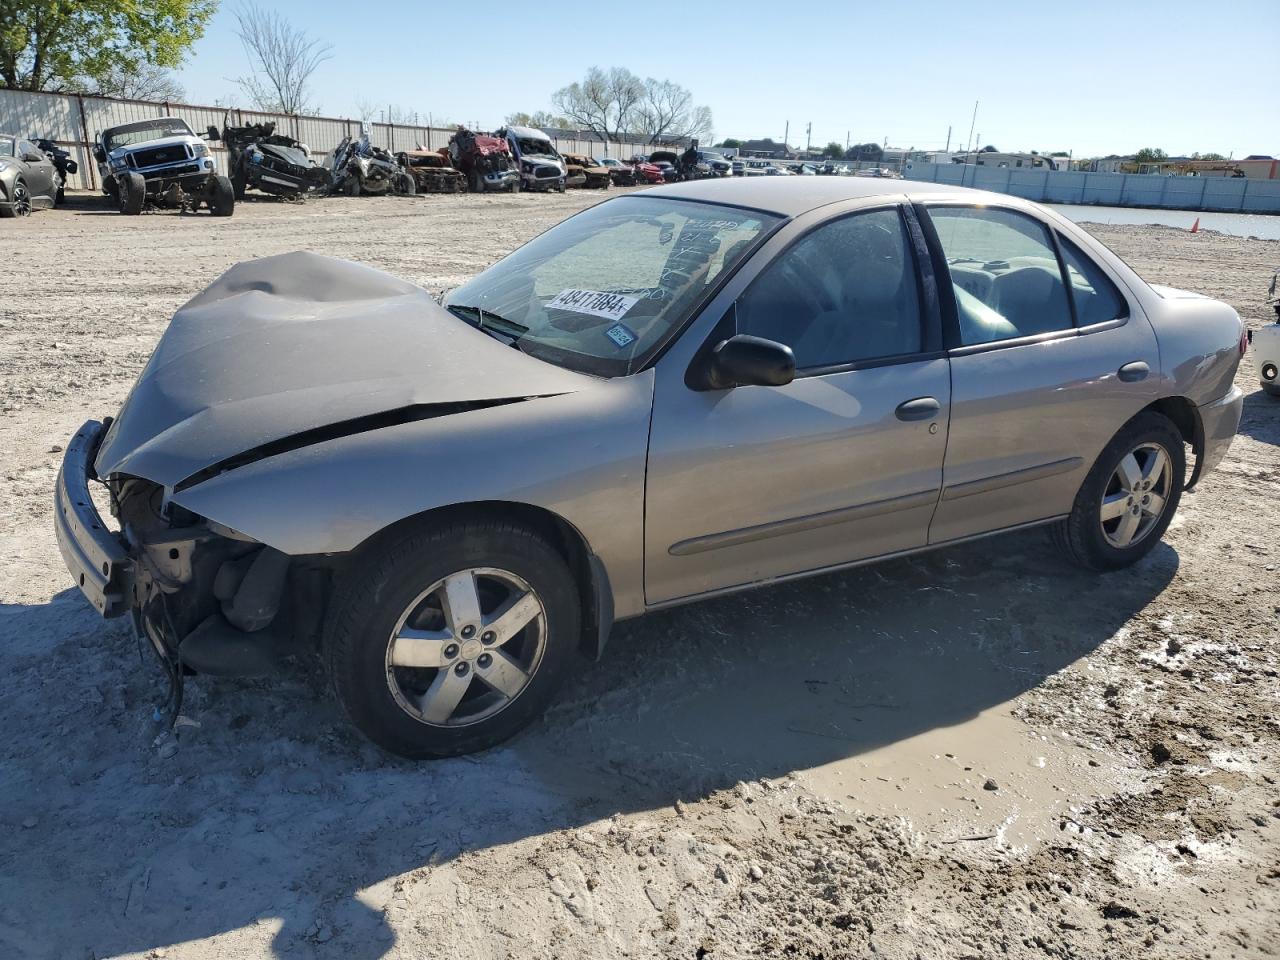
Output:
[1118,361,1150,382]
[895,397,941,422]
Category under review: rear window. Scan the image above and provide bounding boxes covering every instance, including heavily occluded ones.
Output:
[1057,235,1130,326]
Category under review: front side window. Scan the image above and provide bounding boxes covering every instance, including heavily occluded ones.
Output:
[928,206,1074,346]
[0,137,13,158]
[736,208,923,371]
[445,196,779,377]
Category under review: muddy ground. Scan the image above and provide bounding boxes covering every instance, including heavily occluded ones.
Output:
[1,190,1277,960]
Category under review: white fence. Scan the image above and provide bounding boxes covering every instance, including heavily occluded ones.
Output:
[0,88,675,192]
[903,161,1280,214]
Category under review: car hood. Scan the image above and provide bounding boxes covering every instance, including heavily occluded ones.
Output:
[255,141,313,169]
[95,252,591,489]
[107,134,196,161]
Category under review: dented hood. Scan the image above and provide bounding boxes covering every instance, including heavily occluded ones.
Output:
[95,252,589,488]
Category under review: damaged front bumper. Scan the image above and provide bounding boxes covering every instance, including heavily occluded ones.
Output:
[55,419,310,676]
[54,420,135,617]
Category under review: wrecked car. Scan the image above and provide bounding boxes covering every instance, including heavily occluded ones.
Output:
[597,157,639,186]
[56,179,1244,759]
[32,136,77,203]
[93,117,234,215]
[561,154,611,189]
[216,116,328,199]
[395,149,466,194]
[499,125,566,192]
[446,128,519,193]
[326,130,415,197]
[1255,269,1280,397]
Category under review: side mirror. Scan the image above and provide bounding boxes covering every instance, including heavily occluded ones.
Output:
[93,145,105,163]
[23,151,44,163]
[206,125,221,141]
[697,334,796,390]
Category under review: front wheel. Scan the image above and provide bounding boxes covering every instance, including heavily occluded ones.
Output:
[397,172,416,196]
[119,172,146,214]
[325,518,580,758]
[1053,412,1185,571]
[208,175,235,216]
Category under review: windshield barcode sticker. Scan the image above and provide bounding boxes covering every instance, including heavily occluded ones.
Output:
[549,289,639,321]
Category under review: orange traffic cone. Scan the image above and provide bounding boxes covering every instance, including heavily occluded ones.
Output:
[1190,217,1200,233]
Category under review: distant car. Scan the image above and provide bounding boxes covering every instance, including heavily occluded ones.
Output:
[57,177,1244,759]
[697,151,733,177]
[0,134,60,216]
[731,159,745,176]
[798,164,818,176]
[765,164,793,176]
[651,160,680,182]
[627,157,666,184]
[1256,270,1280,397]
[596,157,638,186]
[94,117,234,215]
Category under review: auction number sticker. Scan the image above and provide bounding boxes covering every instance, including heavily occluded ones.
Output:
[548,289,639,322]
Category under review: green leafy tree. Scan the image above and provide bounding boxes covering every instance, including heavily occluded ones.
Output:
[0,0,216,92]
[1134,147,1168,163]
[1194,152,1226,161]
[717,138,743,149]
[822,141,844,159]
[845,142,883,162]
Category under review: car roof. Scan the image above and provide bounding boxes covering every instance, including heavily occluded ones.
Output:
[643,176,1005,217]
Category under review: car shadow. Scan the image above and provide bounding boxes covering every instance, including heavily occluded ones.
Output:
[1236,384,1280,445]
[1,529,1177,959]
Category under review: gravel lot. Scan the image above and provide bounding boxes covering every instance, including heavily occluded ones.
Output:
[1,190,1277,960]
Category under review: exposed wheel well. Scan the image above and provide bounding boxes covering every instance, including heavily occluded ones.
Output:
[351,501,612,660]
[1142,396,1204,489]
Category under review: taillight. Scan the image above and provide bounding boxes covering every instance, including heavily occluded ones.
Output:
[1240,327,1249,356]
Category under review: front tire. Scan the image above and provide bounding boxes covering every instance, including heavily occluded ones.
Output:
[325,518,580,759]
[119,173,146,215]
[209,175,235,216]
[1053,412,1184,571]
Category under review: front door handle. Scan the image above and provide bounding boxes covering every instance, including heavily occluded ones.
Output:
[1118,361,1150,382]
[895,397,941,422]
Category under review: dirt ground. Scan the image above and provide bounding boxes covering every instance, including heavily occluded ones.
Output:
[1,190,1277,960]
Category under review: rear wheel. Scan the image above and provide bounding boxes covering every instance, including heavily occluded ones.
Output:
[325,518,580,758]
[397,172,416,196]
[209,175,235,216]
[119,173,146,215]
[1053,412,1184,570]
[232,164,247,200]
[345,176,361,197]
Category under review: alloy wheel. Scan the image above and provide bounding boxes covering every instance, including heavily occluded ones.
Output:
[1100,441,1171,548]
[12,182,30,216]
[384,567,547,727]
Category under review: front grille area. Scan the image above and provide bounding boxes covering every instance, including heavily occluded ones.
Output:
[533,165,559,180]
[131,145,191,168]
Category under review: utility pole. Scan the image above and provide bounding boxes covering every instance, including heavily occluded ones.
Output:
[783,120,789,156]
[945,125,951,153]
[846,130,850,150]
[966,100,979,159]
[805,122,812,153]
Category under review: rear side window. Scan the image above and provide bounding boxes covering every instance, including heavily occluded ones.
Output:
[1057,235,1129,326]
[927,206,1073,346]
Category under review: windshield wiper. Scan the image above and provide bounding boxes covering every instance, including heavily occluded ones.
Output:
[446,304,530,349]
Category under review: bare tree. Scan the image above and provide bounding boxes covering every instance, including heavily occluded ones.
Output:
[552,67,644,144]
[233,3,332,114]
[636,78,713,144]
[89,62,186,102]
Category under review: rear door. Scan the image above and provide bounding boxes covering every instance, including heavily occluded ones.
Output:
[918,203,1159,543]
[644,203,951,603]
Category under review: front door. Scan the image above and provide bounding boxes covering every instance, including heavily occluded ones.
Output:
[645,205,951,604]
[920,204,1160,543]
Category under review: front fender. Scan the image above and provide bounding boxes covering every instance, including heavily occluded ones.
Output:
[170,372,655,619]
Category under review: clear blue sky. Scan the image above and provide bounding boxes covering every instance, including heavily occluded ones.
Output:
[177,0,1277,158]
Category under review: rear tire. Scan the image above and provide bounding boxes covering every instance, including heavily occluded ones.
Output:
[119,173,146,215]
[232,164,247,201]
[1053,412,1184,571]
[325,518,580,759]
[398,172,416,196]
[209,175,235,216]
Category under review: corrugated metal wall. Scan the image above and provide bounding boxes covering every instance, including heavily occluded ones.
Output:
[1,88,675,191]
[903,161,1280,214]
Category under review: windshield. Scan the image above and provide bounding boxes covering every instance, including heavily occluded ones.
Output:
[104,119,194,151]
[518,138,555,157]
[445,196,780,377]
